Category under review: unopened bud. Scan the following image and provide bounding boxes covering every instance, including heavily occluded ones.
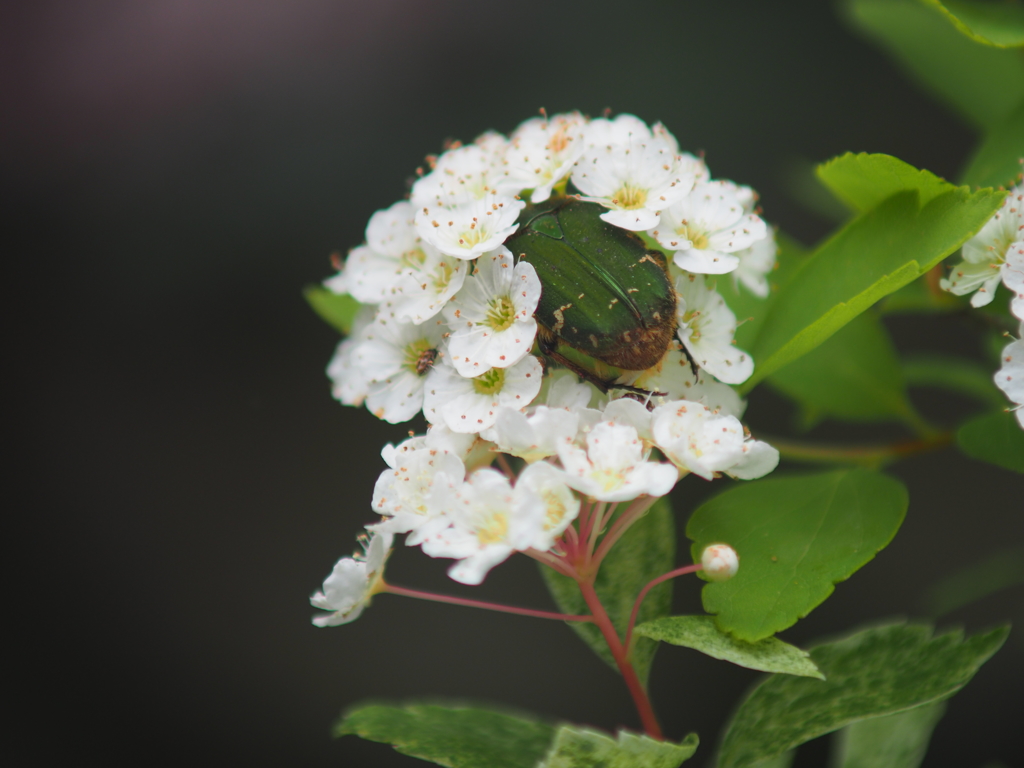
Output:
[701,544,739,581]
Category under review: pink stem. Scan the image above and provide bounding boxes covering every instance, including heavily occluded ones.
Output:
[523,548,579,579]
[383,583,592,623]
[623,564,703,651]
[592,496,659,567]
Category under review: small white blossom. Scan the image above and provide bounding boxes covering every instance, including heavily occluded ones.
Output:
[543,369,599,410]
[330,202,424,304]
[1002,240,1024,320]
[423,354,544,434]
[420,468,546,585]
[389,247,469,324]
[732,228,778,298]
[443,247,541,376]
[411,135,509,208]
[557,420,678,502]
[310,531,393,626]
[415,195,525,260]
[651,183,768,274]
[572,116,698,231]
[995,321,1024,429]
[485,405,579,463]
[515,460,581,551]
[354,315,446,424]
[370,437,465,544]
[701,543,739,582]
[676,274,754,384]
[941,186,1024,307]
[651,400,778,481]
[502,112,587,203]
[326,306,375,407]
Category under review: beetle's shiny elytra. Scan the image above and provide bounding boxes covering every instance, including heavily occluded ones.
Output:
[505,198,677,374]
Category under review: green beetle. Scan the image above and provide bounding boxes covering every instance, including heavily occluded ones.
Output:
[504,197,678,392]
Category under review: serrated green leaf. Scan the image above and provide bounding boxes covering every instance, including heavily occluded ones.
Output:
[845,0,1024,129]
[744,184,1004,390]
[903,354,1009,408]
[922,0,1024,48]
[817,153,952,213]
[831,701,946,768]
[957,409,1024,471]
[961,98,1024,189]
[635,616,823,679]
[923,545,1024,617]
[304,285,361,335]
[540,726,698,768]
[335,703,555,768]
[687,469,908,642]
[541,497,674,684]
[717,622,1008,768]
[767,313,917,424]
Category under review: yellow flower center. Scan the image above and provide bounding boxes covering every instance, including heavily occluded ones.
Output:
[485,295,518,332]
[476,512,509,545]
[472,367,506,396]
[612,183,648,210]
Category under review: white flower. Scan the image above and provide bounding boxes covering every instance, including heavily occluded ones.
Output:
[732,228,778,298]
[370,436,465,543]
[423,354,544,434]
[502,112,587,203]
[582,114,653,147]
[557,420,678,502]
[389,246,469,324]
[651,400,778,481]
[330,202,424,304]
[485,405,579,463]
[701,543,739,582]
[515,460,581,551]
[420,468,547,585]
[995,321,1024,429]
[572,118,698,231]
[310,531,393,626]
[443,247,541,376]
[542,369,599,410]
[675,273,754,385]
[326,306,375,407]
[651,183,768,274]
[941,186,1024,307]
[1001,240,1024,320]
[411,134,509,208]
[415,195,525,260]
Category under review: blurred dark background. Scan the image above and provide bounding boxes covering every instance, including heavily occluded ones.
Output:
[5,1,1021,765]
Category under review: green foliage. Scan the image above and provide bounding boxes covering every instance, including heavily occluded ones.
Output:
[634,616,823,679]
[743,167,1003,390]
[961,98,1024,188]
[541,497,674,684]
[923,544,1024,617]
[957,409,1024,471]
[921,0,1024,48]
[304,285,361,335]
[539,726,698,768]
[335,703,555,768]
[845,0,1024,129]
[687,469,908,642]
[903,354,1009,408]
[831,702,946,768]
[816,153,952,212]
[717,622,1009,768]
[767,313,917,424]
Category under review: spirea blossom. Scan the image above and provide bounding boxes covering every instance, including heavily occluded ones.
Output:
[310,111,780,602]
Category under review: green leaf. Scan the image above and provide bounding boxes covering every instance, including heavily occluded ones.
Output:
[816,153,952,213]
[744,181,1004,390]
[541,497,674,684]
[634,616,823,679]
[767,312,917,424]
[921,0,1024,48]
[844,0,1024,129]
[539,726,698,768]
[304,285,361,335]
[961,98,1024,189]
[957,408,1024,471]
[335,702,555,768]
[687,469,908,642]
[923,544,1024,617]
[831,702,946,768]
[903,354,1009,408]
[717,622,1009,768]
[877,275,963,314]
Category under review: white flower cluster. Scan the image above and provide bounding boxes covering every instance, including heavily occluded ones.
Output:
[311,112,780,610]
[941,183,1024,428]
